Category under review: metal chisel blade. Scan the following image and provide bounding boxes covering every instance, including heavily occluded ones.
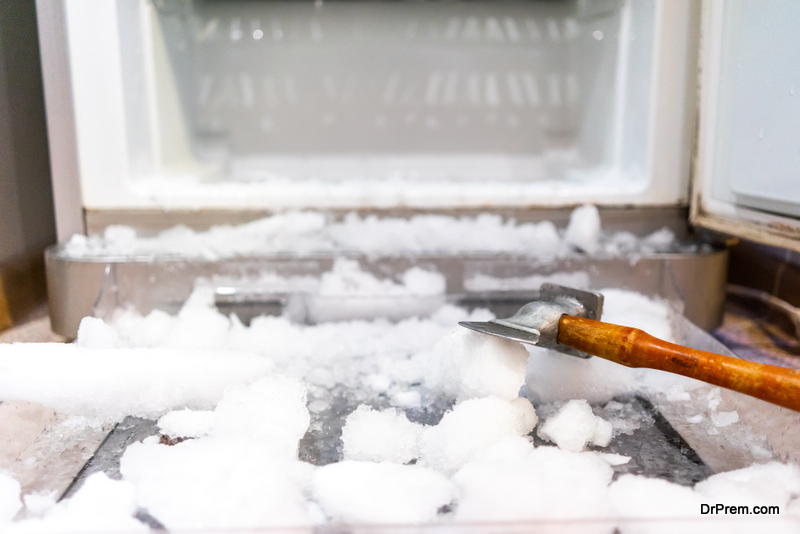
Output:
[458,321,541,346]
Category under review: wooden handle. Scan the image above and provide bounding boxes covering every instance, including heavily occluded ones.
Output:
[558,315,800,412]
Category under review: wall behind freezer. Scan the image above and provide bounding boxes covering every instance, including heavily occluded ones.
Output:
[0,0,56,331]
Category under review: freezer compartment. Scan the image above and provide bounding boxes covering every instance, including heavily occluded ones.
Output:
[33,240,800,530]
[51,0,696,213]
[144,0,626,182]
[48,275,800,532]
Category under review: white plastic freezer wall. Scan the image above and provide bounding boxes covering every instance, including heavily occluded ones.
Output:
[692,0,800,251]
[39,0,699,235]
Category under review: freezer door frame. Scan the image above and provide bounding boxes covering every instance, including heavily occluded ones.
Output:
[691,0,800,252]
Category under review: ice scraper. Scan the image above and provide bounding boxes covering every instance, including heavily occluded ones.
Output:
[460,284,800,412]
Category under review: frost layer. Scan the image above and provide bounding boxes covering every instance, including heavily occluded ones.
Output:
[62,208,683,260]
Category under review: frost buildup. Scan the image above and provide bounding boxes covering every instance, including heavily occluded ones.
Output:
[564,204,602,254]
[60,206,683,260]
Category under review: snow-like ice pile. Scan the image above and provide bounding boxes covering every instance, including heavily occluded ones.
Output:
[304,258,447,322]
[525,288,692,405]
[419,396,538,475]
[564,204,602,254]
[119,376,314,530]
[318,258,446,297]
[311,461,454,524]
[424,328,530,402]
[1,282,799,531]
[61,206,686,260]
[538,399,613,452]
[453,438,615,522]
[0,474,21,524]
[0,343,274,423]
[6,473,147,533]
[229,258,446,299]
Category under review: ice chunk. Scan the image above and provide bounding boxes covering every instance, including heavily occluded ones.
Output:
[608,474,704,520]
[0,343,274,423]
[55,473,139,523]
[21,492,56,518]
[707,388,723,411]
[526,347,641,405]
[221,299,484,397]
[317,259,445,297]
[164,287,232,350]
[62,233,89,257]
[391,390,421,408]
[311,461,454,524]
[103,225,137,251]
[157,409,215,439]
[401,267,447,295]
[76,317,120,349]
[212,376,310,458]
[0,472,21,523]
[711,410,739,428]
[641,227,678,253]
[9,473,146,533]
[597,453,631,466]
[426,328,529,401]
[475,436,537,462]
[120,438,312,530]
[594,399,649,437]
[342,406,424,464]
[453,445,613,521]
[308,259,447,322]
[665,384,692,402]
[538,400,612,452]
[606,231,639,255]
[564,204,601,254]
[363,374,391,393]
[694,462,800,508]
[593,416,613,448]
[419,396,537,474]
[113,309,176,348]
[526,288,688,404]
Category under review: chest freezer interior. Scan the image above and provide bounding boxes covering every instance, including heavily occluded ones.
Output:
[63,0,694,213]
[9,233,800,532]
